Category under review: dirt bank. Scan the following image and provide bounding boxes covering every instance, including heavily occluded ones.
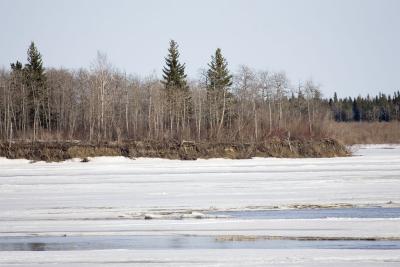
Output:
[0,138,349,162]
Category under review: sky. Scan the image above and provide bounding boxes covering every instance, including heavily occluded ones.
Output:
[0,0,399,97]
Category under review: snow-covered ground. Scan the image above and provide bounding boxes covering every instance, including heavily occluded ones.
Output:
[0,144,399,266]
[1,249,400,267]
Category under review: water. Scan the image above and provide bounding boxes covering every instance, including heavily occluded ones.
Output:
[0,235,399,251]
[209,207,400,219]
[2,208,399,251]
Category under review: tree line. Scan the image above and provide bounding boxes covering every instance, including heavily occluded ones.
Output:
[0,41,399,143]
[329,92,400,122]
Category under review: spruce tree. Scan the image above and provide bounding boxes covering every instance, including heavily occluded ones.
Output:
[352,99,361,121]
[24,42,48,134]
[10,61,23,72]
[206,48,232,138]
[162,40,187,91]
[162,40,191,138]
[206,48,232,92]
[25,42,46,90]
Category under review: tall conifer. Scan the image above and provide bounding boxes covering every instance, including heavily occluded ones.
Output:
[207,48,232,92]
[206,48,232,138]
[24,42,48,132]
[162,40,187,91]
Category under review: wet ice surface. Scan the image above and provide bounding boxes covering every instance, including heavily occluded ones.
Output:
[0,144,400,266]
[209,207,400,219]
[1,235,400,251]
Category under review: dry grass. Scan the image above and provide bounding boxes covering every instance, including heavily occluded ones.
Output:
[328,121,400,145]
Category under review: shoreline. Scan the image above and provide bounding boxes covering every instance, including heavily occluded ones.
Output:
[0,139,349,162]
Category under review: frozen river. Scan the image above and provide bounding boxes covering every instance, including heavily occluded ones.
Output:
[1,235,400,251]
[209,207,400,219]
[0,144,400,266]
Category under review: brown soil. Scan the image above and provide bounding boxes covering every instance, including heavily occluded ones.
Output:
[0,138,350,162]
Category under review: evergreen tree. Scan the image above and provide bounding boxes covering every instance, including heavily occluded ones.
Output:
[206,48,232,137]
[206,48,232,93]
[161,40,191,138]
[10,61,23,72]
[162,40,187,91]
[352,99,361,121]
[24,42,48,134]
[25,42,46,89]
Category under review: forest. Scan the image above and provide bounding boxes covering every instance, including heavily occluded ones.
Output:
[1,41,399,144]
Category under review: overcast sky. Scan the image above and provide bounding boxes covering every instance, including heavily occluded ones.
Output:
[1,0,399,97]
